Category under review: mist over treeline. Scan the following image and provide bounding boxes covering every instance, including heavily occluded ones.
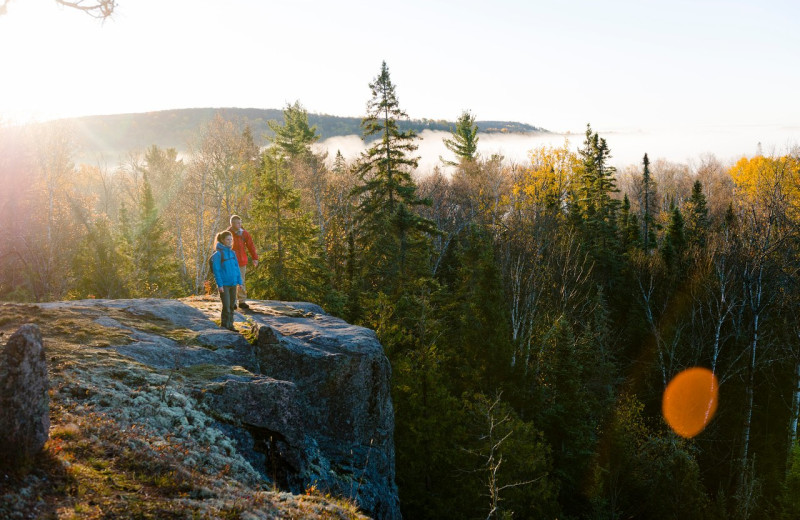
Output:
[6,107,543,167]
[322,126,800,173]
[3,62,800,520]
[8,106,797,175]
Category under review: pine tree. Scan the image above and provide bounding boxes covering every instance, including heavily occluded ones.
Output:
[344,229,362,323]
[436,224,514,393]
[684,179,710,249]
[251,146,329,302]
[351,61,436,292]
[269,100,319,161]
[269,101,329,240]
[142,144,192,291]
[576,124,621,284]
[441,110,479,166]
[618,194,640,250]
[118,201,134,252]
[640,153,658,251]
[578,125,619,229]
[131,174,179,296]
[661,205,686,269]
[326,150,357,287]
[534,288,617,516]
[354,61,424,216]
[249,104,334,303]
[69,203,128,299]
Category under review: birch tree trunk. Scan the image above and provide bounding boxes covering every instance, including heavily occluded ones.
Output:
[788,357,800,454]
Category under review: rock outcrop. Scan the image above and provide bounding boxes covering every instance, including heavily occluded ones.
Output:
[214,302,398,520]
[34,297,401,520]
[0,323,50,469]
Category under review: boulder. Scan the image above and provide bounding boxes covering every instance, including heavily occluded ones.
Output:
[0,324,50,469]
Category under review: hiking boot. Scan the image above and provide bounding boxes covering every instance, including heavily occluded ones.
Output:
[238,301,250,310]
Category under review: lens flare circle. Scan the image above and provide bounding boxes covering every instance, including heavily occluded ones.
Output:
[662,367,719,438]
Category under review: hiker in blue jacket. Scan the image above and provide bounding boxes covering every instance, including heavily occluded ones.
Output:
[210,230,244,331]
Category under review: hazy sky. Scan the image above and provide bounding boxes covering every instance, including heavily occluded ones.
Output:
[2,0,799,165]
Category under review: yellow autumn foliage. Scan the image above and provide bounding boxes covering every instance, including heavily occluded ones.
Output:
[511,142,580,210]
[729,155,800,218]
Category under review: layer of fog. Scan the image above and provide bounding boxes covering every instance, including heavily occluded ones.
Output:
[317,126,800,175]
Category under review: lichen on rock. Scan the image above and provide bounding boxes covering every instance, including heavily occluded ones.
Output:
[0,297,399,520]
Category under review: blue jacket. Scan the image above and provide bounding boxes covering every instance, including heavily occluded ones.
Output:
[211,243,244,288]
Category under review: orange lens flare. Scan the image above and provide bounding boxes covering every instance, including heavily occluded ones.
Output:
[662,367,719,438]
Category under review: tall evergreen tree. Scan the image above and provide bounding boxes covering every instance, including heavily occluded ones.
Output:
[269,101,329,240]
[684,179,710,249]
[354,61,425,216]
[131,174,179,296]
[576,124,621,284]
[441,109,479,166]
[641,153,658,251]
[69,204,128,299]
[618,194,641,250]
[436,224,514,393]
[325,150,356,285]
[142,144,192,291]
[351,61,436,292]
[577,125,619,229]
[661,205,686,269]
[268,101,319,161]
[250,146,328,302]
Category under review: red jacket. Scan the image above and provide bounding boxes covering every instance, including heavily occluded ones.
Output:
[226,226,259,267]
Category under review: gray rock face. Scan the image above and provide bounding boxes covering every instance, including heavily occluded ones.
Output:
[39,297,401,520]
[199,300,401,520]
[0,324,50,469]
[251,307,399,520]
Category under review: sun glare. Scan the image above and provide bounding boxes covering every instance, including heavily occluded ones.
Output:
[662,367,719,438]
[0,3,107,124]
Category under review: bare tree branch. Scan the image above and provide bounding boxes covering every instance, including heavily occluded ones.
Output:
[55,0,116,18]
[0,0,116,19]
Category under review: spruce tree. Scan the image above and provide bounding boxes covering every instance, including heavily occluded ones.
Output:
[661,205,686,269]
[251,146,328,302]
[351,61,436,292]
[441,109,479,166]
[354,61,424,216]
[269,101,329,241]
[577,124,621,284]
[132,174,179,296]
[684,179,710,249]
[618,194,634,250]
[326,151,355,286]
[69,204,128,299]
[641,153,658,251]
[269,100,319,161]
[437,224,514,393]
[578,125,619,232]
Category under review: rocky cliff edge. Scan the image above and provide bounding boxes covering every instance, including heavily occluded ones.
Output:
[0,296,400,520]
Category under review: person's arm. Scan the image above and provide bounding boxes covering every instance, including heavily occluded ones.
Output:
[235,263,244,286]
[245,231,259,265]
[211,253,224,292]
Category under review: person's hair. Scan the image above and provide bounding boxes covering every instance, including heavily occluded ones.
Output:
[230,214,242,224]
[215,230,233,247]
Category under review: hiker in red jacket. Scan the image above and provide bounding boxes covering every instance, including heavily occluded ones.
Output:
[227,215,259,310]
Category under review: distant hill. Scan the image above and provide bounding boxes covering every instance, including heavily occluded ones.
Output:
[55,107,547,160]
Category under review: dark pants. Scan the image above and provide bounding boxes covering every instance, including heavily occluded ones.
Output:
[220,286,237,329]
